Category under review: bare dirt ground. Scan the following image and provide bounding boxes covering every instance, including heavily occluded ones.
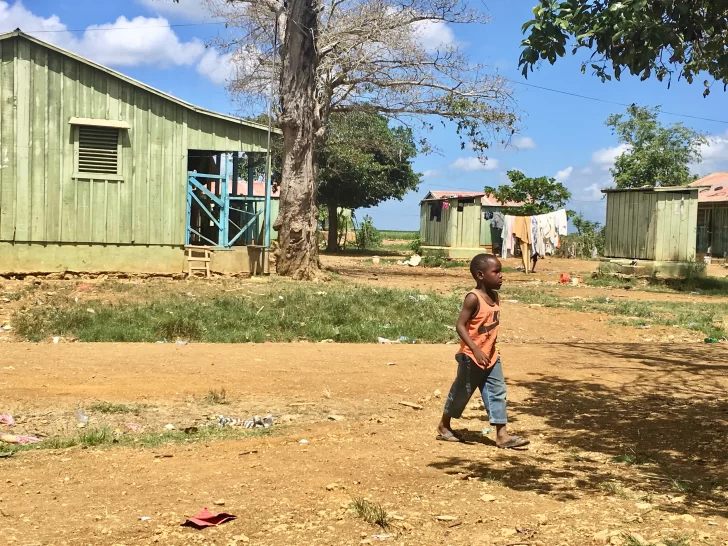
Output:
[0,256,727,546]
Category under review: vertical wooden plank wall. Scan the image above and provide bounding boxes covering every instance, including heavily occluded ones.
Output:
[0,35,271,249]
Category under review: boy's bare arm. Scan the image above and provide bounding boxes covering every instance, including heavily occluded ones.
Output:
[455,293,487,366]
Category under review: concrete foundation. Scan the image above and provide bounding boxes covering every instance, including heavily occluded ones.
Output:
[599,258,707,279]
[421,246,487,260]
[0,242,265,275]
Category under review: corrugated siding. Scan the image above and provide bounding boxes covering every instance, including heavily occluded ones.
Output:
[605,190,698,261]
[0,36,268,246]
[419,200,482,248]
[420,201,450,246]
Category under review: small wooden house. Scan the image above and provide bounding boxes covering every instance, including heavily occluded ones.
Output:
[419,191,518,258]
[602,186,700,262]
[0,30,276,275]
[689,173,728,258]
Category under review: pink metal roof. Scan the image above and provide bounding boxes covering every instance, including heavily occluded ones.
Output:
[424,190,522,207]
[689,173,728,203]
[230,180,280,198]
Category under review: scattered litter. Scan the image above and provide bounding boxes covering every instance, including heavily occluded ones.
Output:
[1,324,12,332]
[140,516,151,521]
[127,423,141,432]
[408,294,428,302]
[704,337,719,343]
[505,299,519,304]
[278,296,284,301]
[386,362,395,366]
[378,337,397,344]
[213,499,225,506]
[0,452,13,458]
[298,439,309,445]
[482,427,492,435]
[398,401,423,410]
[75,409,88,428]
[315,291,327,296]
[216,414,274,429]
[181,508,236,529]
[372,535,391,540]
[164,424,175,430]
[379,322,392,329]
[239,450,258,456]
[445,325,456,331]
[319,339,334,343]
[0,433,40,445]
[86,308,95,314]
[0,414,15,427]
[436,515,458,521]
[327,415,345,421]
[176,340,189,346]
[399,254,421,267]
[605,297,611,303]
[433,389,442,398]
[154,454,173,458]
[559,273,571,284]
[372,256,380,265]
[635,325,651,330]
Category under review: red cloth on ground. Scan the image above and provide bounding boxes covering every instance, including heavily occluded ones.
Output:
[181,508,236,529]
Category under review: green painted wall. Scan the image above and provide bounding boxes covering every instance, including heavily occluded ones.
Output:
[604,189,699,262]
[0,34,270,258]
[420,200,504,249]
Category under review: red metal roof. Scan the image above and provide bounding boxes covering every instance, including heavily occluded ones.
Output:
[423,190,522,207]
[689,173,728,203]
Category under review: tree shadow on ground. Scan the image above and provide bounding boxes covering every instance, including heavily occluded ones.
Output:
[429,342,728,519]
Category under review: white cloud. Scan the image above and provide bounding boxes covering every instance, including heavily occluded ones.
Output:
[583,183,605,201]
[196,48,234,85]
[555,166,573,183]
[450,157,499,172]
[413,20,455,53]
[422,169,440,178]
[591,144,630,170]
[78,16,205,67]
[136,0,230,22]
[512,136,537,150]
[700,131,728,161]
[0,1,233,85]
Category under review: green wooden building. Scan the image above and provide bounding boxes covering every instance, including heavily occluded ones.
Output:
[0,30,275,275]
[602,186,701,262]
[419,191,518,258]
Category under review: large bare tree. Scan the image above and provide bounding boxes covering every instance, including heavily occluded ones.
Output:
[197,0,516,279]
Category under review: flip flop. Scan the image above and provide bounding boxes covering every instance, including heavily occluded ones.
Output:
[497,436,530,449]
[436,430,462,443]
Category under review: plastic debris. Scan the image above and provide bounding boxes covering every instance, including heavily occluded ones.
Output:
[165,424,175,430]
[176,340,189,346]
[704,337,719,343]
[399,254,421,267]
[140,516,151,521]
[0,433,41,445]
[298,439,309,444]
[0,414,15,427]
[75,409,89,428]
[127,423,142,432]
[181,507,236,529]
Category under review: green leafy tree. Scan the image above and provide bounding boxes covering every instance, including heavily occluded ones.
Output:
[571,212,600,235]
[519,0,728,96]
[318,112,420,251]
[485,170,571,216]
[606,105,705,188]
[244,112,420,251]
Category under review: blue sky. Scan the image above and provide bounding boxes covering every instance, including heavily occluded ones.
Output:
[11,0,728,230]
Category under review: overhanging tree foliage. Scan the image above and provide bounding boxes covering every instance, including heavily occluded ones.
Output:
[606,105,705,188]
[319,112,420,250]
[519,0,728,95]
[193,0,517,279]
[484,170,571,216]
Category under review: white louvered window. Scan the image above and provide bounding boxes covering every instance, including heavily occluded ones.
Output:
[77,125,120,175]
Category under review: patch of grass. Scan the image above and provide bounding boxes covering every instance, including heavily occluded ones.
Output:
[378,230,418,240]
[88,402,147,415]
[350,497,390,529]
[1,291,22,301]
[204,387,229,405]
[13,284,462,343]
[663,537,691,546]
[600,481,630,499]
[623,535,692,546]
[500,287,728,338]
[5,425,272,454]
[566,448,588,462]
[612,448,654,466]
[588,268,728,296]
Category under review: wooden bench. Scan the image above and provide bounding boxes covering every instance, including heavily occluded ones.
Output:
[185,246,212,278]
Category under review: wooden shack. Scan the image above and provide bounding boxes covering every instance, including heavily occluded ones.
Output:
[689,173,728,259]
[419,191,517,258]
[602,186,700,262]
[0,30,276,275]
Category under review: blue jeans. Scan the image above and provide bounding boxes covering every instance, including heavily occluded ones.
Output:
[443,354,507,424]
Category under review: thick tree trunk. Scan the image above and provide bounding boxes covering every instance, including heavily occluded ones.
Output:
[273,0,321,280]
[326,203,339,252]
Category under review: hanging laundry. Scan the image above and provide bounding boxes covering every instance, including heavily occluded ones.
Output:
[512,216,531,244]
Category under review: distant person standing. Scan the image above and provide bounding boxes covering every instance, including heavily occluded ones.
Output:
[436,254,529,449]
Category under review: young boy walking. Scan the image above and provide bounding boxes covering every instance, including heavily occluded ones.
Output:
[436,254,529,449]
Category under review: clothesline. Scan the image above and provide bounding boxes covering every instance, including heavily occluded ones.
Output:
[491,209,568,270]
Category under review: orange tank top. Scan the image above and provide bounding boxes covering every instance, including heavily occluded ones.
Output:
[458,290,500,369]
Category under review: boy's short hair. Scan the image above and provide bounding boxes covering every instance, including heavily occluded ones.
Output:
[470,253,498,277]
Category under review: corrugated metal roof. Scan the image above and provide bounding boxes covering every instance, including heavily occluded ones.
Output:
[422,190,521,207]
[601,185,700,194]
[689,173,728,203]
[0,30,279,135]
